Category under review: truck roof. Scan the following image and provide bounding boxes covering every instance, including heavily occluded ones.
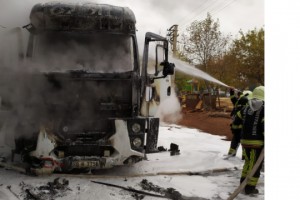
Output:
[30,2,136,33]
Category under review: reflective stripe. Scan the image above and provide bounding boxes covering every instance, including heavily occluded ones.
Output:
[241,139,264,146]
[249,149,255,172]
[228,148,236,155]
[248,177,259,186]
[241,159,249,178]
[245,150,257,185]
[251,105,263,135]
[231,124,242,129]
[237,111,242,119]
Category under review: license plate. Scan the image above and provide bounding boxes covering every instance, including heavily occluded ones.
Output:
[72,160,100,168]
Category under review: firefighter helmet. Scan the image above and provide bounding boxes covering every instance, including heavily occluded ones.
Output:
[250,86,264,101]
[242,90,252,98]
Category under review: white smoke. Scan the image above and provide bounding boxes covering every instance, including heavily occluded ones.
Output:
[0,1,138,145]
[155,88,182,124]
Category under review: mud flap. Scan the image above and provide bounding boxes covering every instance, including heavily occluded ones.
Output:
[145,118,159,153]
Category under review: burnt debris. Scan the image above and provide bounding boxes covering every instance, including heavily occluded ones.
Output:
[169,143,180,156]
[20,178,71,200]
[139,179,182,200]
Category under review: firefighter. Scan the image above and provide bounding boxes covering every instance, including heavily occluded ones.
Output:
[228,89,252,157]
[232,86,264,195]
[229,88,242,116]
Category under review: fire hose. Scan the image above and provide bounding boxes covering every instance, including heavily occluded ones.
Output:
[227,147,264,200]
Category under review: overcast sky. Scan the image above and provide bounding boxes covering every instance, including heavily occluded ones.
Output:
[0,0,264,41]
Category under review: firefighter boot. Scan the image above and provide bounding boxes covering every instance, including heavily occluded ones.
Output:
[245,185,259,195]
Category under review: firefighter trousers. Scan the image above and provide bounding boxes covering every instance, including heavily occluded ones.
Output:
[240,147,264,191]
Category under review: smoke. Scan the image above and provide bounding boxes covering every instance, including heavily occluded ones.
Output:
[155,88,182,124]
[32,32,133,73]
[0,1,137,148]
[0,0,230,147]
[152,53,231,125]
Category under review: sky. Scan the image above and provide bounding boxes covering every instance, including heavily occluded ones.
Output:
[0,125,264,200]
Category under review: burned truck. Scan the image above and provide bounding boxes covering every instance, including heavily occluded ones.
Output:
[0,2,174,174]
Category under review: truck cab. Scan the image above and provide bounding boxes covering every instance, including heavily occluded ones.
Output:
[0,2,174,174]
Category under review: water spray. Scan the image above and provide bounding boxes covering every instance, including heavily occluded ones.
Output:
[168,55,245,95]
[169,55,229,88]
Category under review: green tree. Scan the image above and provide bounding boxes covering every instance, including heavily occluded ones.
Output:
[178,13,231,95]
[207,52,243,88]
[230,28,265,87]
[181,13,230,73]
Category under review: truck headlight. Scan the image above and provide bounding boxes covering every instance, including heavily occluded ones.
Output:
[132,137,142,148]
[62,126,69,132]
[131,123,141,133]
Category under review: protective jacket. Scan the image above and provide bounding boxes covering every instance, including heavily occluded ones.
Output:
[228,89,250,155]
[232,99,264,148]
[235,86,264,194]
[230,95,249,117]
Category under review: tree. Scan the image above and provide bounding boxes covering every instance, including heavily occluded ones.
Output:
[207,52,237,87]
[230,28,264,87]
[181,13,230,73]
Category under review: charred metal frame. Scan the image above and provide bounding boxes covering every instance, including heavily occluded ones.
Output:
[0,2,174,174]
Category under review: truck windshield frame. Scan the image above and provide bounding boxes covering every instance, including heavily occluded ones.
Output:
[29,31,137,73]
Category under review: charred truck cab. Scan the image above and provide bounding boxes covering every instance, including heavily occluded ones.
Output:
[6,2,175,174]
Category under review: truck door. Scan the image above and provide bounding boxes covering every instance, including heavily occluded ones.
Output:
[141,32,175,117]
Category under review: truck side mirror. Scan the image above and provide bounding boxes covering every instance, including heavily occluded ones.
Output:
[161,61,175,77]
